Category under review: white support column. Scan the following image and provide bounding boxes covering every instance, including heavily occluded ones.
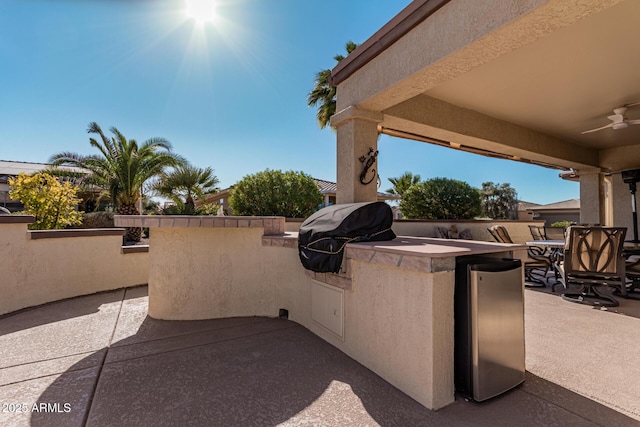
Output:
[331,106,383,204]
[579,170,606,225]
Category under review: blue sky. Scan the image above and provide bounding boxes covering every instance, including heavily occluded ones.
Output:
[0,0,578,205]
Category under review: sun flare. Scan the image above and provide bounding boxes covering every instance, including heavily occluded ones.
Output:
[185,0,217,25]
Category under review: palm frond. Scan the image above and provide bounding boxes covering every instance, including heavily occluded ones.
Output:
[308,41,360,129]
[51,122,182,209]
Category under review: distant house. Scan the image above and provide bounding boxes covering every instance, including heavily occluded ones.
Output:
[313,178,401,208]
[0,160,93,212]
[202,186,234,215]
[516,200,541,221]
[202,178,401,216]
[526,199,580,225]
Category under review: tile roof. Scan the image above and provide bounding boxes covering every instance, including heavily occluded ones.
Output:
[528,199,580,211]
[517,200,541,210]
[313,178,337,194]
[0,160,86,177]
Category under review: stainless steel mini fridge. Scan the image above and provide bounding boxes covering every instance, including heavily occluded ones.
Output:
[454,256,525,401]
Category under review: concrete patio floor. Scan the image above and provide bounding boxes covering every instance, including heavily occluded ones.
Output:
[1,285,639,426]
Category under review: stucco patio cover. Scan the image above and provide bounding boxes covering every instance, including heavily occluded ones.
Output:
[329,0,640,230]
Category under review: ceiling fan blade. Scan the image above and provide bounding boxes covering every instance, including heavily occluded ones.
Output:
[607,114,625,123]
[625,101,640,108]
[582,123,614,134]
[627,119,640,125]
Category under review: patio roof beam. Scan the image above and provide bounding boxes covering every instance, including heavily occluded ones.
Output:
[382,94,600,171]
[380,127,566,171]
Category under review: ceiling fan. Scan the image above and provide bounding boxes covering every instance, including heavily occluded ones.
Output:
[582,102,640,134]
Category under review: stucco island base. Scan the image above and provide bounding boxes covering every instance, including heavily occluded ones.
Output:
[115,215,525,411]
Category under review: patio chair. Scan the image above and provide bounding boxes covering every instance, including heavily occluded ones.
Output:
[612,255,640,300]
[626,259,640,298]
[560,226,626,307]
[434,226,449,239]
[528,225,546,241]
[529,224,566,284]
[487,225,551,287]
[434,225,474,240]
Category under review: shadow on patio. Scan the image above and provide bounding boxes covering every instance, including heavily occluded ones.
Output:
[1,286,638,426]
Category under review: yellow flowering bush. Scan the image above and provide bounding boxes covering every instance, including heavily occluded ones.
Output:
[8,172,83,230]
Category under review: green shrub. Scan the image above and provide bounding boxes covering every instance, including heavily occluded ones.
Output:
[77,212,115,228]
[551,221,572,228]
[400,177,481,219]
[195,203,220,215]
[230,169,322,218]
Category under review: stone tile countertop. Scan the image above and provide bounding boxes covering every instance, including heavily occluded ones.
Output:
[264,233,525,277]
[264,233,524,258]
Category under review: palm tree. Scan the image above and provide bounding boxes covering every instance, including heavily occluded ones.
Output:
[387,172,421,196]
[307,41,358,129]
[153,163,220,214]
[50,122,184,241]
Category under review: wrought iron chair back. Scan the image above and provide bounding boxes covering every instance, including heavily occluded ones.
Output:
[488,225,513,244]
[487,225,550,286]
[528,225,546,241]
[564,227,625,276]
[562,226,626,307]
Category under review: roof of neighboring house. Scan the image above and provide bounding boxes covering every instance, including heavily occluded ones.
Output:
[0,160,87,183]
[0,160,54,176]
[313,178,400,200]
[517,200,540,211]
[528,199,580,211]
[313,178,337,194]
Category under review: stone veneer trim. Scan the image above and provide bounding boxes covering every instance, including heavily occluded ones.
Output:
[29,228,126,240]
[122,245,150,254]
[114,215,285,236]
[0,215,35,224]
[264,233,517,289]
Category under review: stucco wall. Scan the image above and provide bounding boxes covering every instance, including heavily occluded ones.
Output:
[0,220,149,315]
[340,260,454,409]
[285,218,304,232]
[148,227,305,319]
[272,244,455,410]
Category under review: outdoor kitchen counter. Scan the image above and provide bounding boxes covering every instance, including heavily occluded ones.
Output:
[263,232,526,287]
[263,233,525,256]
[115,215,527,411]
[115,214,525,263]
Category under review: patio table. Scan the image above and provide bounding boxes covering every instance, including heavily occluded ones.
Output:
[526,240,565,248]
[623,241,640,256]
[526,240,565,289]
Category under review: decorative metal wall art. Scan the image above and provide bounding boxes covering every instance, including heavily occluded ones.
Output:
[359,147,378,185]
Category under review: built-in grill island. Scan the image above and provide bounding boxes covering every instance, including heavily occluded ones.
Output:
[116,214,527,410]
